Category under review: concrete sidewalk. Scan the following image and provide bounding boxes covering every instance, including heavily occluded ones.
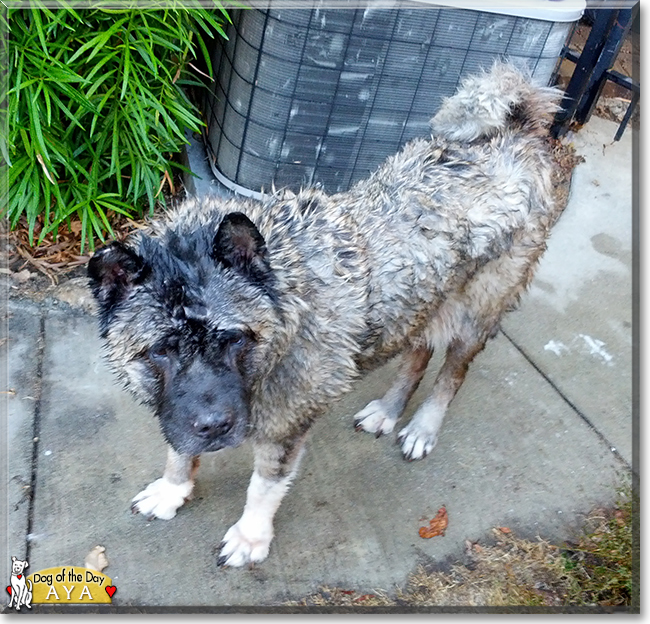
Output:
[3,116,634,609]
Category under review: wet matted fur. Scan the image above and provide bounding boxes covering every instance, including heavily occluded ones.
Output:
[88,62,563,567]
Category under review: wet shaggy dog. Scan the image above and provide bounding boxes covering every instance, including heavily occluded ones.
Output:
[88,63,563,568]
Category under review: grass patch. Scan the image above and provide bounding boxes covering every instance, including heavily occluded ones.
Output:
[562,493,636,607]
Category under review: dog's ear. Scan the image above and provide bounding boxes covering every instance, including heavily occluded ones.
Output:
[213,212,273,288]
[88,242,150,312]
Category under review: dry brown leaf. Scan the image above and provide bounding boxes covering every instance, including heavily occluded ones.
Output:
[498,527,512,534]
[419,506,448,539]
[164,169,175,195]
[188,62,214,82]
[36,153,56,184]
[15,246,58,285]
[124,218,149,230]
[84,545,109,572]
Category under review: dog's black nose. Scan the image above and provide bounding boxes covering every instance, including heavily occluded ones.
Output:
[192,414,234,439]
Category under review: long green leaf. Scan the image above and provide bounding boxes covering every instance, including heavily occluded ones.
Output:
[66,16,129,65]
[119,17,132,100]
[31,9,49,57]
[27,88,51,163]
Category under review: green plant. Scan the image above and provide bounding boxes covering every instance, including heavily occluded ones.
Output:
[562,492,635,607]
[1,0,229,251]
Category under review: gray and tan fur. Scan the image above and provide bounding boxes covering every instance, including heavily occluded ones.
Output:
[88,62,563,568]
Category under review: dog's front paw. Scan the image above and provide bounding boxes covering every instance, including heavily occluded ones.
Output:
[131,478,193,520]
[353,399,397,437]
[397,421,439,461]
[217,520,273,568]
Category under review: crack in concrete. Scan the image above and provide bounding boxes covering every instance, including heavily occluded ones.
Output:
[25,311,46,562]
[500,328,633,474]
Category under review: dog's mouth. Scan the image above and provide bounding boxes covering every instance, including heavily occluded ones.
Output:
[167,432,246,456]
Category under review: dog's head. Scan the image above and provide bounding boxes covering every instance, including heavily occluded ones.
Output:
[88,212,278,455]
[11,557,28,575]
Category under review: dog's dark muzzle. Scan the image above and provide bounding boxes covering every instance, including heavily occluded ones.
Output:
[192,409,236,441]
[158,357,249,455]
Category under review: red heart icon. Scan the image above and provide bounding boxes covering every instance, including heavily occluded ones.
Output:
[6,586,11,595]
[17,575,22,580]
[105,586,117,598]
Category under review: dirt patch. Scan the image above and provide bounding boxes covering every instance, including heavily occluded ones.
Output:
[548,138,585,218]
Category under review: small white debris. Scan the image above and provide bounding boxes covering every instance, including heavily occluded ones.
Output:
[44,450,52,456]
[85,545,109,573]
[544,340,569,356]
[579,334,614,364]
[504,372,518,385]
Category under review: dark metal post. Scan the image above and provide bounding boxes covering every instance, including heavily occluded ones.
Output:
[574,5,639,125]
[551,9,618,137]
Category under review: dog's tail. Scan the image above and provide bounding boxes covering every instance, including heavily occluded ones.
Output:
[429,61,563,142]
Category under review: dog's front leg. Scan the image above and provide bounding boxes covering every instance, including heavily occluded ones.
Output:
[217,436,306,567]
[131,446,200,520]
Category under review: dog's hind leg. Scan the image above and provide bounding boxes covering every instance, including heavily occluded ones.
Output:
[398,232,548,461]
[353,344,433,437]
[218,435,307,567]
[398,336,486,460]
[131,446,200,520]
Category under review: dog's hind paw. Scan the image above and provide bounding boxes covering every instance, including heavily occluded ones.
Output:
[131,478,193,520]
[353,399,397,438]
[217,521,272,568]
[397,422,438,461]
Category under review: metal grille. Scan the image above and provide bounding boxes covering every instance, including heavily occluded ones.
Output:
[203,6,575,195]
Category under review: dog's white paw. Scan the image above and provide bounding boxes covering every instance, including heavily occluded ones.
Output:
[131,478,193,520]
[397,421,439,461]
[217,520,273,568]
[353,399,397,437]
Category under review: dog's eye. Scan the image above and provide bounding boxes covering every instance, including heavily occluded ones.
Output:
[229,330,245,346]
[149,346,169,362]
[217,328,252,349]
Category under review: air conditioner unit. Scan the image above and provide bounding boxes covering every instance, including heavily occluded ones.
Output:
[202,0,585,197]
